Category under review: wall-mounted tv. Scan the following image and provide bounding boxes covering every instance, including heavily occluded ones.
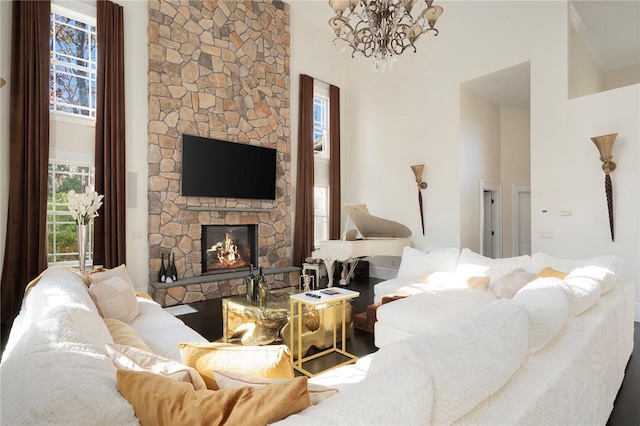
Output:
[181,135,277,200]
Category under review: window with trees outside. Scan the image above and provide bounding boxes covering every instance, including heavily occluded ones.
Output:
[50,6,97,118]
[47,6,98,266]
[313,82,331,246]
[47,163,96,265]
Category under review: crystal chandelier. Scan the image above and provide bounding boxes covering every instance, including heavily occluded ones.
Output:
[328,0,444,72]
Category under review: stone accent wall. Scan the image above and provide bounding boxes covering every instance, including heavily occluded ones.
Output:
[147,0,292,306]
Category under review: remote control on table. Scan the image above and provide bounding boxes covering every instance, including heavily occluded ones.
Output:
[305,293,321,298]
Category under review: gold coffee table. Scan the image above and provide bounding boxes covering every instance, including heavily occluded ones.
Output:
[222,287,296,346]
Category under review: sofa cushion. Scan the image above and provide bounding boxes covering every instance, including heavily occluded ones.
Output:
[513,277,569,353]
[456,249,532,283]
[529,252,623,276]
[375,292,488,340]
[88,275,139,323]
[116,370,311,425]
[105,343,207,390]
[213,370,339,405]
[560,266,604,316]
[103,318,151,352]
[178,342,294,390]
[420,270,490,291]
[0,307,137,425]
[273,362,433,426]
[369,299,529,425]
[490,268,536,298]
[397,246,460,278]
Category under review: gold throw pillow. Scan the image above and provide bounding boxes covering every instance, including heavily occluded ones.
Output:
[178,342,294,390]
[116,370,311,426]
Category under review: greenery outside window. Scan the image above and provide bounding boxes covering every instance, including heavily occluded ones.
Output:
[47,162,96,265]
[50,5,97,118]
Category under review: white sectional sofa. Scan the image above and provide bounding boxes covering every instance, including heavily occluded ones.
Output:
[0,258,634,425]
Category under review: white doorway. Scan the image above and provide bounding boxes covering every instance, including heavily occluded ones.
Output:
[513,185,531,256]
[480,181,502,258]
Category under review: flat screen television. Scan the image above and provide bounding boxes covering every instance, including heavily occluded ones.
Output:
[181,135,277,200]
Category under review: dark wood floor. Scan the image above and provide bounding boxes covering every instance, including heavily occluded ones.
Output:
[1,276,637,425]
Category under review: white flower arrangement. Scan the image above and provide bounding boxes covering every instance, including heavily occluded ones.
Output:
[68,187,104,225]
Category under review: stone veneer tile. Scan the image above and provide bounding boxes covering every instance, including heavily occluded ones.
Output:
[148,0,293,306]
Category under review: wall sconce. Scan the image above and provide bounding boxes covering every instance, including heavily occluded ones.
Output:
[590,133,617,242]
[0,77,6,88]
[410,164,428,236]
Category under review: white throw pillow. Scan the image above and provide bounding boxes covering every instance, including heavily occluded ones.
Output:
[213,370,339,405]
[491,268,536,299]
[513,277,569,353]
[89,275,139,323]
[529,252,623,276]
[560,266,604,316]
[105,343,207,391]
[397,246,460,278]
[456,248,531,283]
[368,299,529,425]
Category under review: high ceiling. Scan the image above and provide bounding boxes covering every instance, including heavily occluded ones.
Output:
[292,1,639,108]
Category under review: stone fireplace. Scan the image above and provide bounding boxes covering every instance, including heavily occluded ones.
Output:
[202,224,257,274]
[147,1,296,307]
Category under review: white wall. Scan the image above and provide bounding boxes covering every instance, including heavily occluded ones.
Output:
[121,0,149,291]
[568,24,603,99]
[604,63,640,92]
[459,87,501,253]
[500,107,531,257]
[564,84,639,300]
[0,0,10,279]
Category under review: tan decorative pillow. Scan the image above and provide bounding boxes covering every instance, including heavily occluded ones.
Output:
[116,370,311,425]
[88,275,139,323]
[535,266,568,280]
[491,268,536,299]
[214,370,339,405]
[420,270,490,291]
[103,318,151,352]
[178,342,294,390]
[105,343,207,391]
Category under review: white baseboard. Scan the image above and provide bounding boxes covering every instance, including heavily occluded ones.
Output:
[369,266,398,281]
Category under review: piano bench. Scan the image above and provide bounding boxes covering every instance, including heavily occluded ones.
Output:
[302,262,325,281]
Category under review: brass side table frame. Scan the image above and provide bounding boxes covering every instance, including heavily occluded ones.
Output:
[289,289,359,377]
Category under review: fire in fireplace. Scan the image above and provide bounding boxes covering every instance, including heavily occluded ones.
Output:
[202,225,257,274]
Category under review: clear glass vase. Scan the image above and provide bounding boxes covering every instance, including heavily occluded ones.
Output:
[77,223,88,272]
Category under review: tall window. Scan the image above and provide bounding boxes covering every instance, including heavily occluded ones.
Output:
[47,162,96,265]
[313,82,331,246]
[313,185,329,246]
[47,5,97,266]
[313,95,329,158]
[50,6,97,118]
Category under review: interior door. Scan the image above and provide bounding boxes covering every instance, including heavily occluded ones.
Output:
[516,189,531,256]
[482,191,493,257]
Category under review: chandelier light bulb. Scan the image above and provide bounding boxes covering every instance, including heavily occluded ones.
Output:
[328,0,443,71]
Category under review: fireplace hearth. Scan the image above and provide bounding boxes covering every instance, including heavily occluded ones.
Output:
[202,225,257,274]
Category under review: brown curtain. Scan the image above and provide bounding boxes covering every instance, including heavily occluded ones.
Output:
[1,0,51,325]
[328,85,341,240]
[292,74,315,267]
[94,0,126,268]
